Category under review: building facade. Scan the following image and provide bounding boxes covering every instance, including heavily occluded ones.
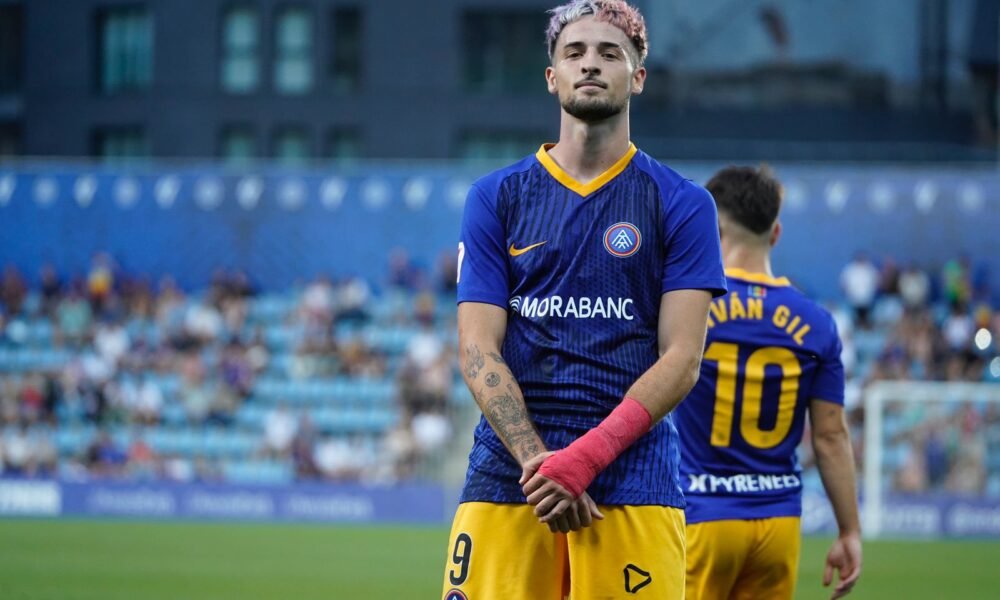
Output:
[0,0,987,163]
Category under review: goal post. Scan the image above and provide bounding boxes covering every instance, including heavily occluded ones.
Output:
[862,381,1000,539]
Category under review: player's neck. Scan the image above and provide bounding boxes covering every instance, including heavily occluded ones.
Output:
[724,246,775,278]
[548,111,631,183]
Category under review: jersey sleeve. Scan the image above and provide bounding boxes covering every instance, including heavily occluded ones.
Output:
[457,183,510,308]
[809,313,846,405]
[661,181,728,297]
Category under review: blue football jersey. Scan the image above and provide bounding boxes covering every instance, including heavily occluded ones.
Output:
[456,143,727,507]
[675,270,845,523]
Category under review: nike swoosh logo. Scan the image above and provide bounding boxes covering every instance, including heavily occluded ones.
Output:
[509,241,547,256]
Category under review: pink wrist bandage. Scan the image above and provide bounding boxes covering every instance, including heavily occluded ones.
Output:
[537,397,652,498]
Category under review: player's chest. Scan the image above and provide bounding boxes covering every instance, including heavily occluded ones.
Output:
[502,191,662,284]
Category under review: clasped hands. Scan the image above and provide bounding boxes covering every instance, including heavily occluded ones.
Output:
[519,451,604,534]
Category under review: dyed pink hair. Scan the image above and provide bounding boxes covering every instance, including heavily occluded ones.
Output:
[546,0,648,66]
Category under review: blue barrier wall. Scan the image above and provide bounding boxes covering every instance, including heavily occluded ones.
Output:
[0,479,445,523]
[1,162,997,300]
[3,479,998,537]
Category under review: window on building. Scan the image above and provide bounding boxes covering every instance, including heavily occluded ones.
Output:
[330,7,362,93]
[0,123,21,157]
[92,126,149,161]
[462,11,547,93]
[273,127,310,164]
[274,7,313,94]
[220,125,257,164]
[324,128,361,162]
[0,5,23,94]
[221,6,260,93]
[458,131,542,161]
[97,7,153,93]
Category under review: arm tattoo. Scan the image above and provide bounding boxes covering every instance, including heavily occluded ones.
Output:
[464,344,485,380]
[487,352,505,365]
[484,372,500,387]
[483,391,542,462]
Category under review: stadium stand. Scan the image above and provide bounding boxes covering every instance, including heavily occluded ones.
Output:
[0,251,997,499]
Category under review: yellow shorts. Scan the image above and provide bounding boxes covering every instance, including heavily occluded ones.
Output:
[685,517,801,600]
[442,502,685,600]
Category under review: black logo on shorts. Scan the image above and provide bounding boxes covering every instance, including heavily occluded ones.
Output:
[623,564,652,594]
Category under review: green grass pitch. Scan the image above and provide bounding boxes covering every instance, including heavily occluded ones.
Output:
[0,519,998,599]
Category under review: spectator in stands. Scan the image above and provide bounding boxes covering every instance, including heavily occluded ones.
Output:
[878,256,900,297]
[126,431,158,480]
[398,325,451,416]
[436,250,458,296]
[314,434,370,481]
[86,252,117,315]
[291,414,319,479]
[162,454,195,482]
[339,338,386,378]
[220,339,254,399]
[2,423,32,475]
[894,431,929,493]
[840,252,879,327]
[118,372,164,425]
[120,274,155,321]
[898,263,931,309]
[381,417,419,481]
[263,403,297,458]
[942,304,975,353]
[155,276,187,340]
[94,317,130,368]
[942,256,972,310]
[0,375,19,425]
[289,335,338,380]
[56,282,93,347]
[38,264,62,317]
[387,248,422,292]
[245,327,270,374]
[0,265,27,317]
[184,299,224,347]
[178,354,215,424]
[335,276,372,324]
[18,373,47,423]
[85,430,127,477]
[301,275,336,327]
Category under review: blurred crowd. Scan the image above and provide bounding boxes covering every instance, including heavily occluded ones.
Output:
[0,249,460,484]
[828,254,1000,496]
[0,250,997,497]
[838,253,997,383]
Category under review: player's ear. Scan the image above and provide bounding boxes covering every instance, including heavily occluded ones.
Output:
[630,65,646,95]
[545,65,558,95]
[770,221,782,247]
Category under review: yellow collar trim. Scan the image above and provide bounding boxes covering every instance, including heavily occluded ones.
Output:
[725,267,791,287]
[534,143,637,197]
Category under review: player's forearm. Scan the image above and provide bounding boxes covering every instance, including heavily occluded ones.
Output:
[813,429,861,535]
[461,341,545,465]
[624,344,702,422]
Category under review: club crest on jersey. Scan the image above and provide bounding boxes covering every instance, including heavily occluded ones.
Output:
[603,222,641,258]
[748,284,767,299]
[444,590,468,600]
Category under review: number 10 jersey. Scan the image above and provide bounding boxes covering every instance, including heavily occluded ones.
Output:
[674,269,845,523]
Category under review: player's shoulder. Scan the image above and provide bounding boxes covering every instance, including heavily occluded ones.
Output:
[469,153,539,204]
[631,149,713,210]
[765,279,841,337]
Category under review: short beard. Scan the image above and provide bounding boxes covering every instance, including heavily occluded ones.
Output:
[561,95,627,123]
